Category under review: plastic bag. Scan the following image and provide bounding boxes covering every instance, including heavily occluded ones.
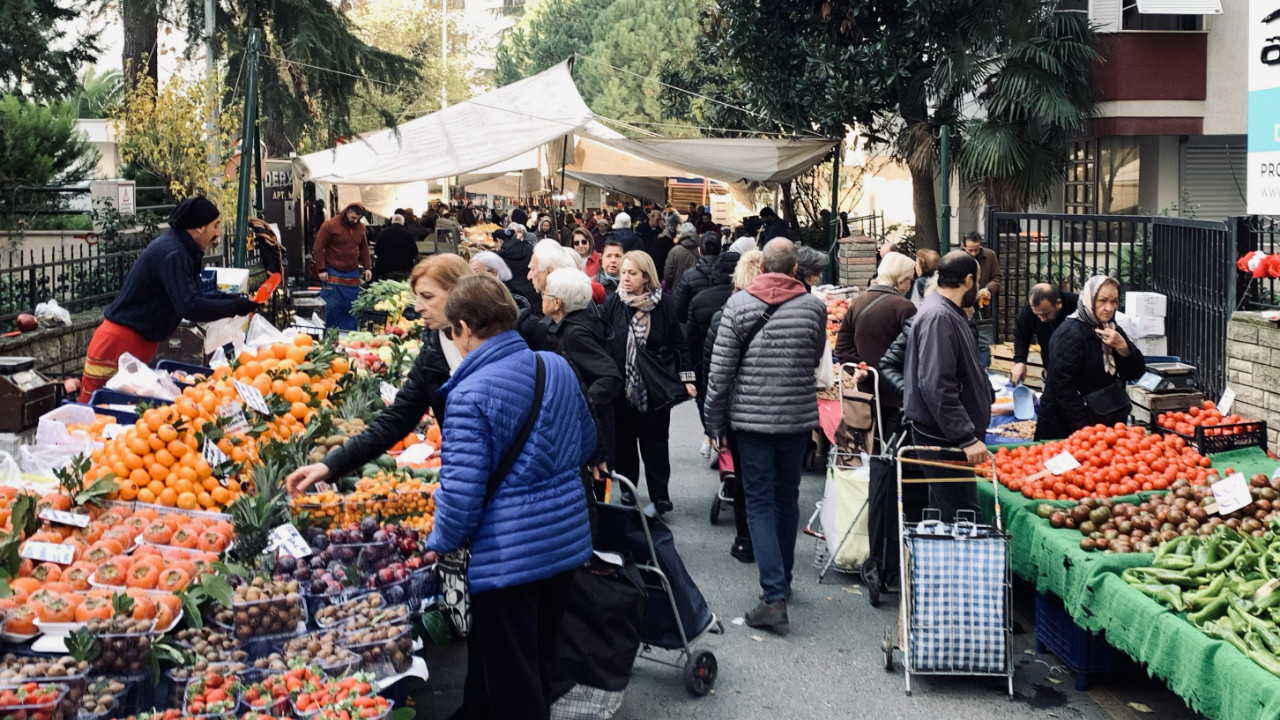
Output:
[35,299,72,328]
[0,453,21,487]
[203,315,251,358]
[36,404,98,448]
[244,313,288,352]
[815,337,835,389]
[105,352,181,401]
[20,439,93,481]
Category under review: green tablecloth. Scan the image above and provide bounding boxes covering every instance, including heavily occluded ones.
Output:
[971,447,1280,720]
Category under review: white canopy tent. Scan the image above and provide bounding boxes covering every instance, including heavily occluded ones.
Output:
[293,60,838,216]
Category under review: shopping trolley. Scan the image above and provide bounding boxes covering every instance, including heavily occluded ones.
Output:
[708,445,735,525]
[804,364,883,592]
[597,472,723,697]
[881,445,1013,697]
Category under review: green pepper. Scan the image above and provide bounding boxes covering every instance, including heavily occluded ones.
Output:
[1209,539,1251,573]
[1187,575,1227,610]
[1189,595,1230,625]
[1228,600,1277,631]
[1206,621,1252,655]
[1188,543,1210,577]
[1256,623,1280,655]
[1155,555,1193,570]
[1249,648,1280,678]
[1157,535,1192,562]
[1132,582,1184,610]
[1127,567,1202,588]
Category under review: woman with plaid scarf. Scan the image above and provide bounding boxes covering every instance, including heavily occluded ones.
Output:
[600,251,695,514]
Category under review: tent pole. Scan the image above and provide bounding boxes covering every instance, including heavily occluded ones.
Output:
[233,28,261,269]
[826,139,841,285]
[559,133,569,231]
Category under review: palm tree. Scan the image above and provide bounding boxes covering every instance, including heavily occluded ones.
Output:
[74,68,125,119]
[956,2,1099,212]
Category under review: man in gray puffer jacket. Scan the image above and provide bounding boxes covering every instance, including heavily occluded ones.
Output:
[703,238,826,629]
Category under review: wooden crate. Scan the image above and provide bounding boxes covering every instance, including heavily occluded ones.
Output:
[990,342,1044,390]
[1127,387,1203,426]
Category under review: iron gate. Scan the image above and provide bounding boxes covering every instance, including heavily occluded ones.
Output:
[1150,217,1237,399]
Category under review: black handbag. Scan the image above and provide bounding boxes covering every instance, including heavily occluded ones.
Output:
[635,347,688,412]
[435,355,546,638]
[1083,379,1131,421]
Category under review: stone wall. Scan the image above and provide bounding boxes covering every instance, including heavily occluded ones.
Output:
[835,233,878,288]
[1224,311,1280,449]
[0,309,102,377]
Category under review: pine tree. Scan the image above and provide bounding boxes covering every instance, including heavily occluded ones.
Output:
[0,0,100,100]
[0,94,98,192]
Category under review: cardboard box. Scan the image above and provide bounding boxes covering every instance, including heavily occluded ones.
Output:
[207,267,250,293]
[1131,316,1165,338]
[1133,335,1168,356]
[1124,291,1167,318]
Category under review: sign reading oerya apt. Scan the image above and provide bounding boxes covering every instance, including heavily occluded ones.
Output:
[1249,0,1280,214]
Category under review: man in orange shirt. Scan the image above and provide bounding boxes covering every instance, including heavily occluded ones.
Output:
[313,202,372,329]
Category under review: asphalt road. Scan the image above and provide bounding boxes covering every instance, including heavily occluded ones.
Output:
[417,402,1206,720]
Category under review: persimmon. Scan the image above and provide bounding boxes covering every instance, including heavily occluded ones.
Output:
[8,605,37,635]
[143,521,173,546]
[34,596,75,623]
[29,563,62,583]
[196,530,228,554]
[75,595,113,622]
[8,577,41,597]
[171,527,199,549]
[126,562,160,590]
[157,568,191,593]
[64,562,97,590]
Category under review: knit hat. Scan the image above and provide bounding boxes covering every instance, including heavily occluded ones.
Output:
[168,197,220,230]
[677,222,697,240]
[612,212,631,230]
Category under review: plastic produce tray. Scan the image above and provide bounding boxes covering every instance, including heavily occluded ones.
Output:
[1158,421,1268,455]
[1033,591,1136,690]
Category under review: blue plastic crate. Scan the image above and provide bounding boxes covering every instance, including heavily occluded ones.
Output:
[88,388,168,412]
[200,269,217,294]
[1034,591,1136,690]
[155,359,213,387]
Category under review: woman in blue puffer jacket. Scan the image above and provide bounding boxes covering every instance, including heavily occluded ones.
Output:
[432,274,595,720]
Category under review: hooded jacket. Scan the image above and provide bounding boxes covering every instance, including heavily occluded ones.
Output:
[664,234,701,296]
[496,235,541,310]
[685,252,740,381]
[676,255,717,323]
[702,273,826,438]
[314,202,371,273]
[549,308,622,466]
[427,331,595,593]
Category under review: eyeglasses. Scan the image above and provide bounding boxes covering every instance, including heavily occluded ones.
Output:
[573,239,589,245]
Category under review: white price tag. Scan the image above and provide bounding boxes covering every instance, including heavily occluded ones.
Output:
[380,382,398,405]
[217,402,250,434]
[1044,451,1081,476]
[1211,473,1254,515]
[38,509,90,528]
[20,541,75,565]
[233,380,271,414]
[202,441,229,467]
[101,424,126,440]
[267,524,313,558]
[1219,386,1236,415]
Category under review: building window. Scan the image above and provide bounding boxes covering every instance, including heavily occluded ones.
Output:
[1121,7,1202,30]
[1065,140,1095,214]
[1098,137,1141,215]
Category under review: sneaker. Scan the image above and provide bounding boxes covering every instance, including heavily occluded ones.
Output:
[744,599,788,628]
[654,499,674,515]
[730,537,754,563]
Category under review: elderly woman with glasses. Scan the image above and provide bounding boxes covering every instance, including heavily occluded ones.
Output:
[570,227,601,277]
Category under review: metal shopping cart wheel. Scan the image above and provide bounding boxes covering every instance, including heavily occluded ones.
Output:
[683,650,718,696]
[708,493,722,525]
[862,559,882,606]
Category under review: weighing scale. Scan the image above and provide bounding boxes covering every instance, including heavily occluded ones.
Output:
[1136,362,1198,393]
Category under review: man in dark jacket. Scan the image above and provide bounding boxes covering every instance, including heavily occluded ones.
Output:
[606,212,644,253]
[903,251,993,522]
[372,215,418,281]
[314,201,372,329]
[1011,284,1078,385]
[664,224,701,294]
[704,239,825,629]
[676,233,724,323]
[756,206,790,243]
[962,231,1002,367]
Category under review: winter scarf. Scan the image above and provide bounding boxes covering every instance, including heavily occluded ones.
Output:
[1067,275,1120,376]
[619,286,662,410]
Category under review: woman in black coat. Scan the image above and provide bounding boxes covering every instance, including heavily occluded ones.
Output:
[495,226,541,311]
[600,251,695,514]
[1036,275,1145,441]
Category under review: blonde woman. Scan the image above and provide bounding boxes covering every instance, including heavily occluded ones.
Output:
[600,250,695,513]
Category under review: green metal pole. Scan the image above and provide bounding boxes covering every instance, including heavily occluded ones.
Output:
[233,28,262,268]
[939,124,951,250]
[826,140,842,284]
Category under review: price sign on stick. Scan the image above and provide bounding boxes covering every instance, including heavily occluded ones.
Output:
[1212,473,1254,515]
[203,441,229,467]
[21,541,75,565]
[1219,386,1236,415]
[1044,451,1081,476]
[233,380,270,414]
[38,509,89,528]
[267,524,313,558]
[217,402,250,434]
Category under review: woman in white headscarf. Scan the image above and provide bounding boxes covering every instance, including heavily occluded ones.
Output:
[1035,275,1146,440]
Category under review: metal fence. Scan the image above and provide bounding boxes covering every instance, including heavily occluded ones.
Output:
[985,210,1154,344]
[1149,217,1239,399]
[0,236,263,328]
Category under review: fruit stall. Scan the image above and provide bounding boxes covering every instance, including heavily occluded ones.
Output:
[0,282,446,720]
[972,411,1280,719]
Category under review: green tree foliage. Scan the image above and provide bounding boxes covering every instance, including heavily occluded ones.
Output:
[0,94,99,191]
[957,7,1098,211]
[344,0,481,136]
[74,68,125,119]
[0,0,99,100]
[495,0,705,135]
